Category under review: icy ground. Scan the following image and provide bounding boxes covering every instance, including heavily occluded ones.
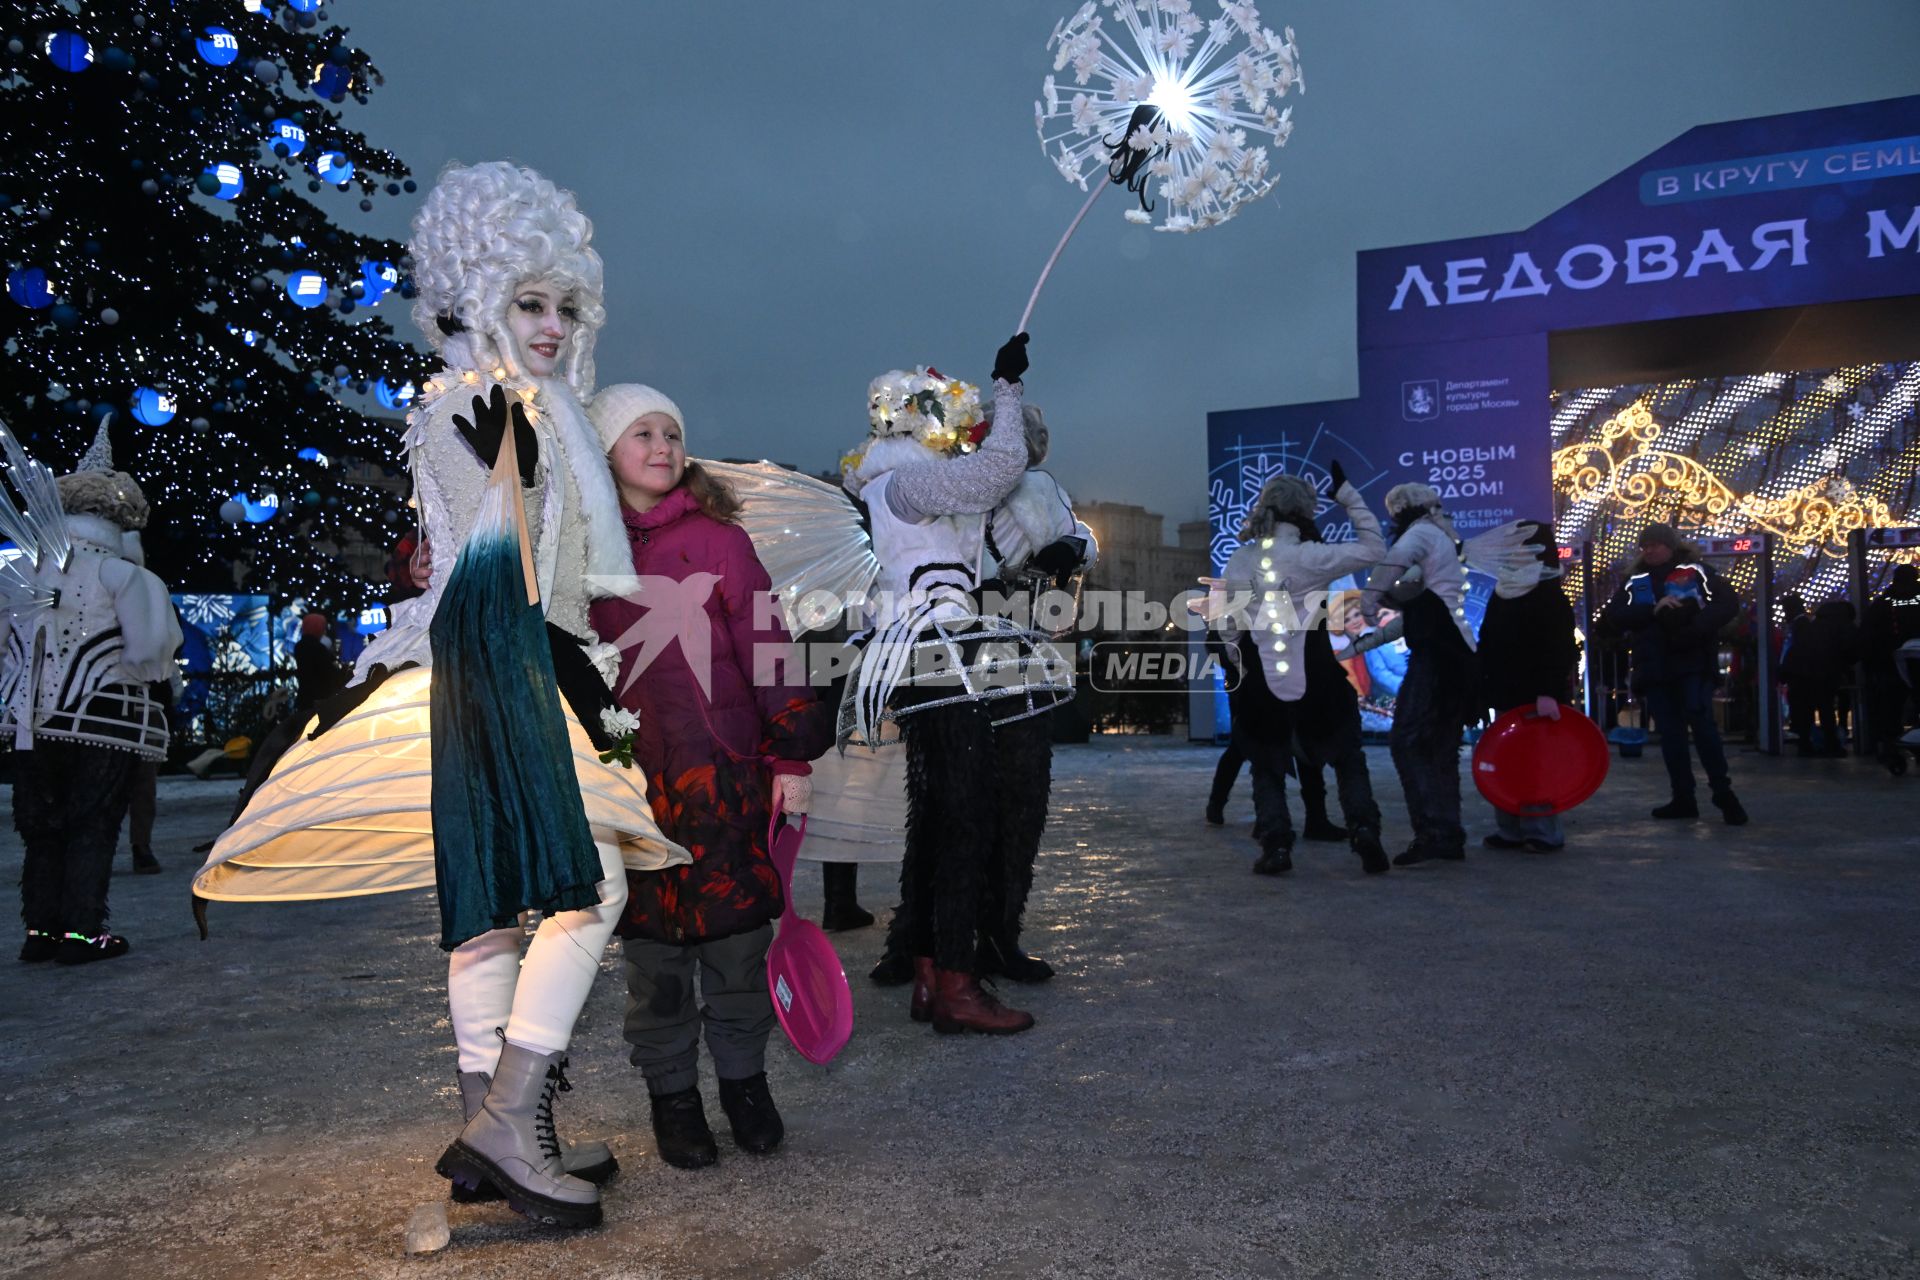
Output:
[1,738,1916,1279]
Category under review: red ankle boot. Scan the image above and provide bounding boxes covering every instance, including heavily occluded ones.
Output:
[909,957,935,1023]
[930,969,1035,1035]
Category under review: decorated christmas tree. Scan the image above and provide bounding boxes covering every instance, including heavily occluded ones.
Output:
[0,0,430,611]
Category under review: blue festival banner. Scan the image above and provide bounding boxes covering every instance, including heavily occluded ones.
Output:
[1355,95,1920,350]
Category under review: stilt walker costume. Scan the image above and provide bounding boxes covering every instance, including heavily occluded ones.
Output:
[3,422,181,964]
[970,397,1096,984]
[840,336,1075,1035]
[1366,484,1481,866]
[193,163,688,1228]
[1216,462,1391,876]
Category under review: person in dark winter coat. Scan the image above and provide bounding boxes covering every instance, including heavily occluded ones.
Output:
[1476,521,1579,852]
[1861,564,1919,774]
[1776,593,1817,755]
[293,613,345,711]
[1791,599,1860,756]
[1595,523,1748,824]
[588,384,833,1171]
[1216,460,1392,876]
[1364,484,1481,865]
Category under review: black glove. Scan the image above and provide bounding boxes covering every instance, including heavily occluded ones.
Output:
[991,332,1030,385]
[1030,536,1086,580]
[1327,458,1348,494]
[451,385,537,486]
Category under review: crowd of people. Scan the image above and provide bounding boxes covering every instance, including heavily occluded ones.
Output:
[1778,563,1920,773]
[6,157,1916,1242]
[168,162,1086,1228]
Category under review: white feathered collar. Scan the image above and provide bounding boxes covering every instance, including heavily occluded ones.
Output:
[533,378,639,599]
[841,435,946,502]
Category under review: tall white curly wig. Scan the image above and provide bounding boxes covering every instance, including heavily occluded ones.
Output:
[407,161,606,391]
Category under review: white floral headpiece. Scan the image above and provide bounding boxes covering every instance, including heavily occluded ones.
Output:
[867,367,982,447]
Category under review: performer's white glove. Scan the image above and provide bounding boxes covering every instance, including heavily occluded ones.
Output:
[775,773,812,816]
[1534,695,1562,721]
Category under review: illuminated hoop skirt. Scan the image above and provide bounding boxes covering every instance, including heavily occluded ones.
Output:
[193,667,686,904]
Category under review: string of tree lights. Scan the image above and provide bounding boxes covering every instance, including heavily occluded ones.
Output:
[1551,362,1920,614]
[0,0,434,612]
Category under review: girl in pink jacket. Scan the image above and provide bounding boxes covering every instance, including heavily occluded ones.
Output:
[586,385,833,1172]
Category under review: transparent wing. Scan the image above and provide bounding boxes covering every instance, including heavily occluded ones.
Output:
[701,460,878,635]
[0,416,71,574]
[1461,520,1541,580]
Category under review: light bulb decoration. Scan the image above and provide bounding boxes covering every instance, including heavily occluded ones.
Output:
[1553,364,1920,611]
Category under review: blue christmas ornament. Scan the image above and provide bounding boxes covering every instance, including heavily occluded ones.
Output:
[288,0,323,12]
[373,377,416,410]
[45,32,93,72]
[313,150,352,184]
[196,27,240,66]
[203,162,245,200]
[7,267,54,309]
[269,118,306,156]
[360,259,398,303]
[131,387,177,427]
[233,492,280,523]
[312,62,350,99]
[285,270,328,308]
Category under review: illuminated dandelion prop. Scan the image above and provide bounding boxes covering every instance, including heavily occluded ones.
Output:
[1020,0,1304,328]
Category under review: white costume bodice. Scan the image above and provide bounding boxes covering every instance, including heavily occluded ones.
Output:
[0,513,180,756]
[861,471,985,633]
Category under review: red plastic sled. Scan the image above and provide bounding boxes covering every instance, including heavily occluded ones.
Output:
[1472,703,1610,817]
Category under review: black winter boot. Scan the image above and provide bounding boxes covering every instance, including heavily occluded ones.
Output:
[55,931,129,964]
[717,1073,785,1155]
[1252,838,1294,876]
[1711,789,1749,826]
[1301,817,1350,843]
[649,1087,718,1170]
[1351,827,1390,875]
[978,933,1054,983]
[18,929,58,963]
[870,901,914,985]
[131,845,162,875]
[870,942,914,986]
[819,862,874,932]
[1652,796,1699,820]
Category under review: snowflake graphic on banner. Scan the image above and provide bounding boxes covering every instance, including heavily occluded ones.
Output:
[1207,451,1335,570]
[178,594,236,627]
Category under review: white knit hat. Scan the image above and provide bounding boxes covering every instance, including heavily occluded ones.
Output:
[587,383,684,452]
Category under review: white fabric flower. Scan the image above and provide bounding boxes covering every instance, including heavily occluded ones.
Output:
[584,640,623,686]
[600,706,640,738]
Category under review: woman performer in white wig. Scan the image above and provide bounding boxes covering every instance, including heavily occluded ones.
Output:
[195,162,686,1229]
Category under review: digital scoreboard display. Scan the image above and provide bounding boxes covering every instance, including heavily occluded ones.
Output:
[1698,535,1764,557]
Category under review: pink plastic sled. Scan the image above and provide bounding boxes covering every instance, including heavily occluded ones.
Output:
[766,798,854,1064]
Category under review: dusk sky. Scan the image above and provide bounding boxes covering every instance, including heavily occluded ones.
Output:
[339,0,1920,527]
